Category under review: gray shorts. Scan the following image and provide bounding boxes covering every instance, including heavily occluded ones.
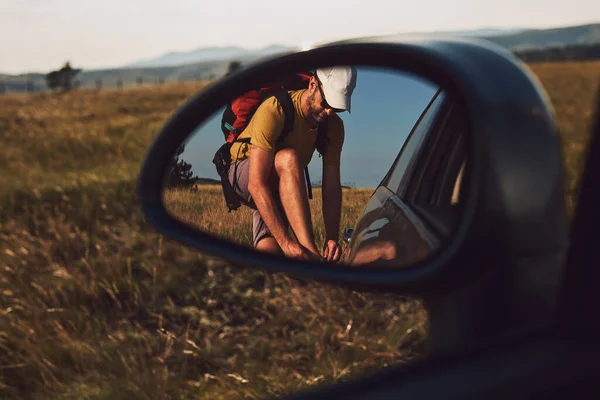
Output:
[228,158,289,248]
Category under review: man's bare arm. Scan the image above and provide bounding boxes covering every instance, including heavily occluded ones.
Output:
[248,146,295,249]
[322,161,342,245]
[248,147,321,261]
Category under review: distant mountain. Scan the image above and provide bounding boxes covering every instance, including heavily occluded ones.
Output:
[126,46,248,68]
[394,24,600,50]
[0,44,298,92]
[125,44,296,68]
[3,22,600,94]
[480,23,600,51]
[124,30,521,69]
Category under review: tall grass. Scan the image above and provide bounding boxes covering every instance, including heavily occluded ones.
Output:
[162,185,374,250]
[528,61,600,215]
[1,61,598,399]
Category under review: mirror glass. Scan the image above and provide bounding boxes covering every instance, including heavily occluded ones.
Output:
[161,65,468,268]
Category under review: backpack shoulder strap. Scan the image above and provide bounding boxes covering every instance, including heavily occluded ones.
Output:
[273,90,295,144]
[304,120,330,201]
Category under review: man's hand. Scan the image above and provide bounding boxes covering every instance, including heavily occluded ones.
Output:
[283,241,324,262]
[323,239,342,263]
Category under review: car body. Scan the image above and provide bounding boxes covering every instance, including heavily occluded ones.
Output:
[341,88,466,268]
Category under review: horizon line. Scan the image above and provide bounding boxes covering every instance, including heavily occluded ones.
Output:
[2,20,599,76]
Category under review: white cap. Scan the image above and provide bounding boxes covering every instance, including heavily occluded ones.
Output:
[316,66,357,113]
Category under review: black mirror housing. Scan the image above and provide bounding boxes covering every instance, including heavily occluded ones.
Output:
[137,35,568,297]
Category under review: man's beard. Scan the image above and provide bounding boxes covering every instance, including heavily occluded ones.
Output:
[307,91,328,123]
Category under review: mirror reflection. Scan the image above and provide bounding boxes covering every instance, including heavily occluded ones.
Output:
[162,65,467,268]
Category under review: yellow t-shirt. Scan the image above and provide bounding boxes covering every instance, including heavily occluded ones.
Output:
[229,89,345,168]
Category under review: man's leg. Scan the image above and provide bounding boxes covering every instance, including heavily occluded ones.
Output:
[253,211,283,254]
[255,237,280,253]
[229,157,290,252]
[272,148,319,255]
[254,172,291,254]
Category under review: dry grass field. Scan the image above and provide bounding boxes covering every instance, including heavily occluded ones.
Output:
[0,61,599,399]
[528,61,600,214]
[162,185,374,250]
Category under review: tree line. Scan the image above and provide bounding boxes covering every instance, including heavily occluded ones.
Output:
[514,43,600,63]
[0,60,234,94]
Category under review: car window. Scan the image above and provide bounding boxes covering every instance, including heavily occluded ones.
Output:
[428,116,467,207]
[383,89,447,195]
[403,100,468,234]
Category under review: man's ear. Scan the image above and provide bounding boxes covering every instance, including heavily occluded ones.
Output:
[308,76,318,92]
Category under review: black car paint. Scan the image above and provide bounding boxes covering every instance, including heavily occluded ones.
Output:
[137,35,587,399]
[341,186,440,267]
[137,36,565,294]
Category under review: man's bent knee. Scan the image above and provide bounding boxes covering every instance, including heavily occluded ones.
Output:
[255,236,282,254]
[274,148,302,172]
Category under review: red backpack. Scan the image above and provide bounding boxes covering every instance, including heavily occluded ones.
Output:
[220,72,328,151]
[213,71,329,212]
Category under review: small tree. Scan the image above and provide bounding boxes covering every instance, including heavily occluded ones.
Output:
[46,62,82,91]
[165,144,198,188]
[225,60,243,76]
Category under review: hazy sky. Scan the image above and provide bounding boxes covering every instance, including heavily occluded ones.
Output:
[181,67,440,188]
[1,0,599,74]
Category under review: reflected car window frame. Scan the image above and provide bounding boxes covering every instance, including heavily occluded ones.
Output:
[402,99,469,237]
[381,88,447,195]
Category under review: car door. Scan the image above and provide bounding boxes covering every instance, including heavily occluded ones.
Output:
[341,89,467,267]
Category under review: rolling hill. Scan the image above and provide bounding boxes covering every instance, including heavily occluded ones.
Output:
[481,23,600,50]
[2,22,599,93]
[125,44,294,68]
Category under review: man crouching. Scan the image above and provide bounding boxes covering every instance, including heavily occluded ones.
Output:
[227,66,357,262]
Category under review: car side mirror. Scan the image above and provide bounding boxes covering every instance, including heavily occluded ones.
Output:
[137,36,569,355]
